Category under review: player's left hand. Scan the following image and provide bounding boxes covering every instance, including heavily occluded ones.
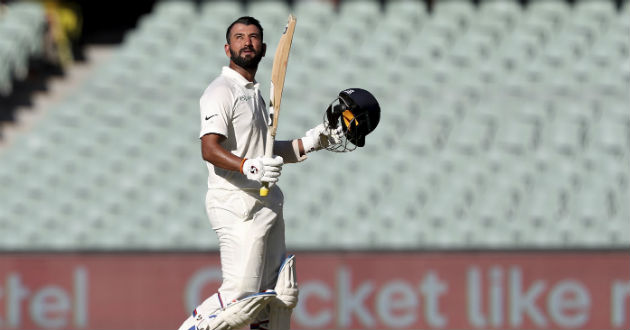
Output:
[301,124,343,153]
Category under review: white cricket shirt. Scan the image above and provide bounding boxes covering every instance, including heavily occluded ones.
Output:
[199,66,269,190]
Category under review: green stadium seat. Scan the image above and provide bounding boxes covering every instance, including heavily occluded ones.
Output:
[591,118,629,157]
[447,117,490,155]
[292,0,335,27]
[479,0,522,23]
[385,0,427,26]
[201,0,243,18]
[574,0,617,23]
[424,13,464,44]
[152,0,197,24]
[247,1,291,40]
[433,0,476,28]
[526,0,570,24]
[338,0,382,29]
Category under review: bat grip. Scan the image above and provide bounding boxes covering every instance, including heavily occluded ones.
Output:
[260,130,275,197]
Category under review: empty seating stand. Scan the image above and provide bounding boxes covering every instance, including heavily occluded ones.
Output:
[0,0,627,251]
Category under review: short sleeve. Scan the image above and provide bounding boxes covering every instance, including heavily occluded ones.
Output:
[199,85,233,139]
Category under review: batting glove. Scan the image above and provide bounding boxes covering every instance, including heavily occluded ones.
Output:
[241,156,283,185]
[301,124,343,153]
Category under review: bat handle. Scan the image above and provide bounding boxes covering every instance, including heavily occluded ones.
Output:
[260,185,270,197]
[260,129,275,197]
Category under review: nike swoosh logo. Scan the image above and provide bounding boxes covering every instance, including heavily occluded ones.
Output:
[205,114,218,120]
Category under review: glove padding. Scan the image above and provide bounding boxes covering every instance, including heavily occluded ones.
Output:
[301,124,343,153]
[242,156,283,185]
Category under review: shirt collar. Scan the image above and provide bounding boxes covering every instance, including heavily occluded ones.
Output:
[222,66,258,89]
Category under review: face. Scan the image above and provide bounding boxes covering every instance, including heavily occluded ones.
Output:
[225,23,266,70]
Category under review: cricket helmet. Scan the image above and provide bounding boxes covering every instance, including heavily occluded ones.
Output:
[324,88,380,152]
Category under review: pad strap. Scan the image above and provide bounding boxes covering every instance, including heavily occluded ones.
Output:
[196,291,276,330]
[268,307,292,330]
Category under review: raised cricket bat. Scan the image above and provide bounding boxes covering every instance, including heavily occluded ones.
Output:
[260,14,297,197]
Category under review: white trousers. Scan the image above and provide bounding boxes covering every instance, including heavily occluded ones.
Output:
[183,185,286,328]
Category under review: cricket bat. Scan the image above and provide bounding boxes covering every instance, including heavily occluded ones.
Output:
[260,14,297,197]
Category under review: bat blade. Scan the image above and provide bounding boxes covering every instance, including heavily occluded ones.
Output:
[260,14,297,197]
[268,14,296,137]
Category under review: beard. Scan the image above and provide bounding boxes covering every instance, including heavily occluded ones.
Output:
[230,46,264,70]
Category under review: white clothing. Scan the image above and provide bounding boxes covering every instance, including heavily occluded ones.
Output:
[200,66,270,191]
[184,66,290,329]
[189,184,285,328]
[206,187,285,300]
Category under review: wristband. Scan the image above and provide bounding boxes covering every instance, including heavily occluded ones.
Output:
[301,136,317,153]
[239,158,247,174]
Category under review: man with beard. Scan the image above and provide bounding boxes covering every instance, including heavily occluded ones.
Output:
[177,17,341,330]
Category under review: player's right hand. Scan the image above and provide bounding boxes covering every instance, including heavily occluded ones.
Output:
[241,156,283,185]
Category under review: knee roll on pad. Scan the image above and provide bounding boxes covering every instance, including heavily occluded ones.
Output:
[264,255,299,330]
[273,254,299,308]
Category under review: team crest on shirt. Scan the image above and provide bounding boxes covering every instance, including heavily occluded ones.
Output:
[238,95,254,102]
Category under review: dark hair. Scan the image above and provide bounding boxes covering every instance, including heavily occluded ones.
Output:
[226,16,263,44]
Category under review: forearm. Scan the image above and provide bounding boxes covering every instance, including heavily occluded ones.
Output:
[274,139,307,163]
[203,148,243,172]
[201,134,244,172]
